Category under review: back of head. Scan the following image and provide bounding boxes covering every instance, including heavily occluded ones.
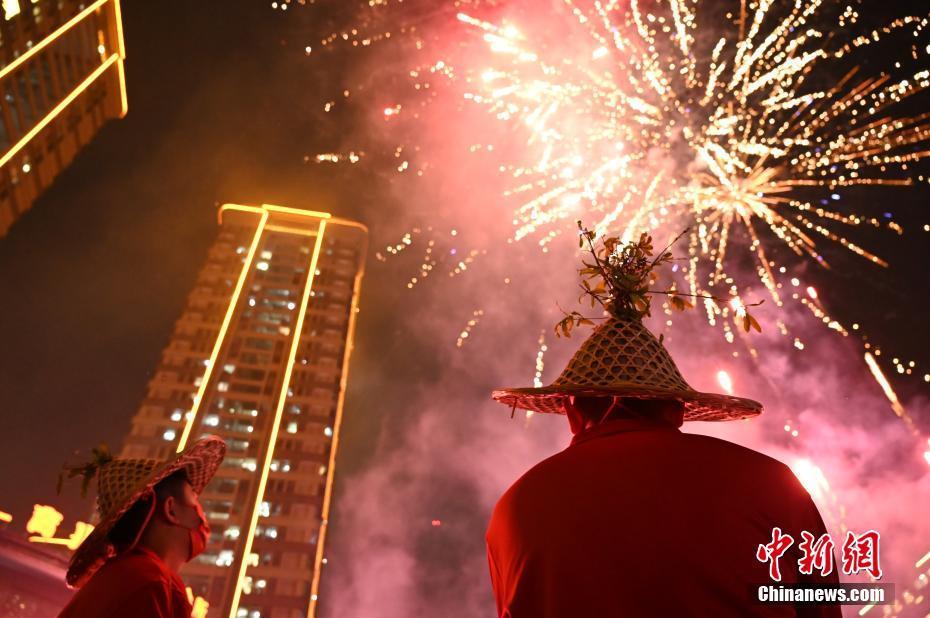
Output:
[565,395,684,434]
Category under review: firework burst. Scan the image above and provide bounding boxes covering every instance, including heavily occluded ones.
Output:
[458,0,930,314]
[304,0,930,390]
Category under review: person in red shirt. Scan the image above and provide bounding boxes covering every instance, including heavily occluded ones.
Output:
[489,229,839,617]
[486,395,841,618]
[57,436,225,618]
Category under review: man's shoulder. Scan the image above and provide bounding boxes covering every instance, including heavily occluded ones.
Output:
[496,430,797,508]
[59,551,178,617]
[539,429,792,474]
[676,431,793,472]
[91,548,177,591]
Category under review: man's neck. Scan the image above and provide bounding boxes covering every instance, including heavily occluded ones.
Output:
[570,414,682,446]
[138,535,186,575]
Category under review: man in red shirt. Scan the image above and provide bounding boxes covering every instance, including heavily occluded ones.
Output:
[57,436,225,617]
[486,395,840,617]
[490,229,840,617]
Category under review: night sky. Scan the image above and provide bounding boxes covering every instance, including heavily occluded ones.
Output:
[1,1,929,615]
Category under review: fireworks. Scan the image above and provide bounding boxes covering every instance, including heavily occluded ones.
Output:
[791,457,831,501]
[864,350,918,433]
[716,369,734,394]
[307,0,930,384]
[459,0,930,319]
[456,308,485,347]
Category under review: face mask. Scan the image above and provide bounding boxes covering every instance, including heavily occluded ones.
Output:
[176,499,210,561]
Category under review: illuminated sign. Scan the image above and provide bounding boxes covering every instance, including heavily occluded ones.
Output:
[186,587,210,618]
[26,504,94,551]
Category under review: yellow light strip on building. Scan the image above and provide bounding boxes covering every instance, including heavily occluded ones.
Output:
[263,203,332,220]
[0,511,11,523]
[0,53,119,170]
[228,219,328,618]
[0,0,110,81]
[112,0,128,117]
[218,203,265,224]
[116,58,128,117]
[176,209,269,452]
[264,223,321,236]
[307,226,368,618]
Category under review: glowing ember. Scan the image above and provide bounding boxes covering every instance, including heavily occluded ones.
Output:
[791,458,830,499]
[716,369,733,395]
[864,351,918,433]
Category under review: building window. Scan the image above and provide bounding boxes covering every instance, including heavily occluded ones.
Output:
[216,550,234,567]
[229,440,250,453]
[163,429,176,441]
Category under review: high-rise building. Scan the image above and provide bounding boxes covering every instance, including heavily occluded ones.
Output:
[120,204,368,618]
[0,0,127,237]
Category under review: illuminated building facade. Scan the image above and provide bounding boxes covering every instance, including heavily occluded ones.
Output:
[120,204,367,618]
[0,0,127,237]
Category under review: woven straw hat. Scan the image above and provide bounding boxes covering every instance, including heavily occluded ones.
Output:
[493,317,762,421]
[65,436,226,587]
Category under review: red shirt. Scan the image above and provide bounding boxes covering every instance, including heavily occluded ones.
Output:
[60,547,191,618]
[487,418,842,618]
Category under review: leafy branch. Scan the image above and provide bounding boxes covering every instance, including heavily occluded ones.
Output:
[556,221,763,337]
[57,443,113,497]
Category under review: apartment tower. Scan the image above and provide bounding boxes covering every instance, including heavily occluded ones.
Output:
[120,204,367,618]
[0,0,127,236]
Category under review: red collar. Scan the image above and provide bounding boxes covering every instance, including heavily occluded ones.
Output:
[569,416,681,447]
[131,546,186,592]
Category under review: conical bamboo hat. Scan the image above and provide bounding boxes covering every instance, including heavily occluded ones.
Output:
[493,317,762,421]
[65,436,226,587]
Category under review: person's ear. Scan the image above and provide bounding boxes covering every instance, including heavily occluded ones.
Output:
[160,495,183,526]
